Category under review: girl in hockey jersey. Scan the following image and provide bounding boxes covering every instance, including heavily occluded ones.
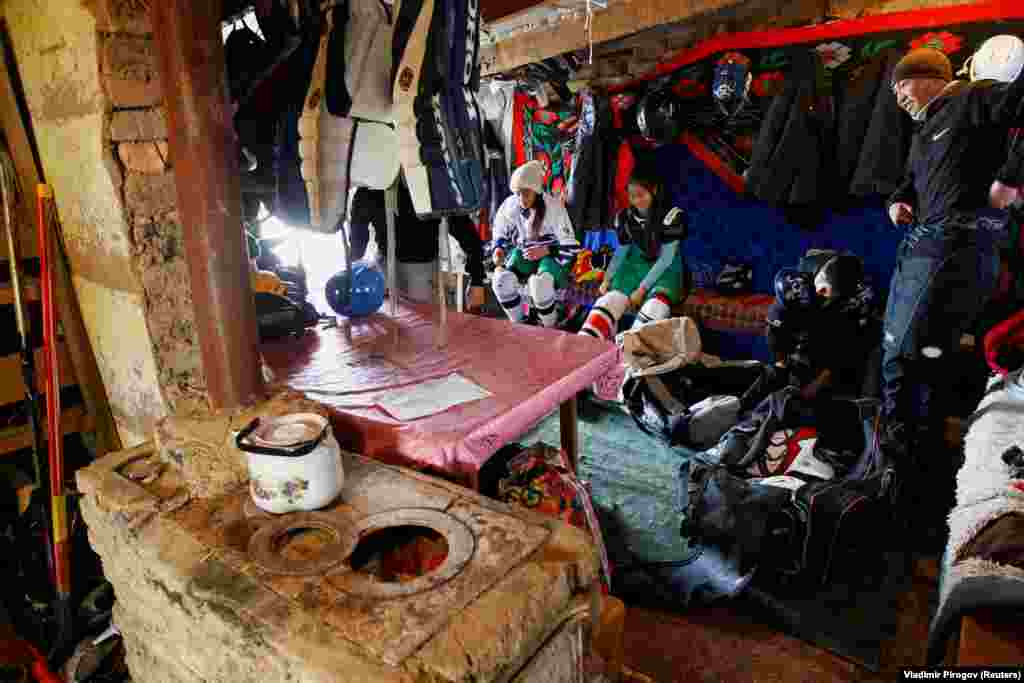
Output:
[579,163,689,340]
[490,160,580,327]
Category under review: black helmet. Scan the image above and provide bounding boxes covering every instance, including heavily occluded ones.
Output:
[636,90,682,145]
[815,254,864,301]
[774,268,816,309]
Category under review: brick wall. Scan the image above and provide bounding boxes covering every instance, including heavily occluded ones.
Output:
[96,2,209,418]
[2,0,209,444]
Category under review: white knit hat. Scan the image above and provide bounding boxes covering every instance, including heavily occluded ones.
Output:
[510,160,545,194]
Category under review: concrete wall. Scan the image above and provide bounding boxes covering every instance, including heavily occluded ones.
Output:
[2,0,208,446]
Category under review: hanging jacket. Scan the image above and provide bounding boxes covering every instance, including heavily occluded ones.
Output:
[888,73,1024,226]
[225,23,273,102]
[491,193,580,269]
[567,91,614,231]
[483,122,510,229]
[746,48,834,207]
[273,30,321,227]
[835,48,912,198]
[326,0,395,122]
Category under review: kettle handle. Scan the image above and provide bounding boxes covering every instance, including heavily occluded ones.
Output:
[235,417,330,458]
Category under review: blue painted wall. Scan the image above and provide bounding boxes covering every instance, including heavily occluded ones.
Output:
[652,143,903,296]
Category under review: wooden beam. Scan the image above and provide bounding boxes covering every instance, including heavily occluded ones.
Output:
[0,404,92,457]
[0,23,37,260]
[0,277,39,304]
[152,0,266,411]
[481,0,550,24]
[482,0,748,75]
[0,343,78,407]
[0,23,122,455]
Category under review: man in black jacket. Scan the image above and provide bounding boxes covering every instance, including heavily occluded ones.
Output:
[882,47,1024,455]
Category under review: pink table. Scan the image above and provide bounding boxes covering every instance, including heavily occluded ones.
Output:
[260,303,622,488]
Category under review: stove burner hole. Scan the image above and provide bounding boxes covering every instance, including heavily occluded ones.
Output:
[348,525,450,583]
[277,526,339,562]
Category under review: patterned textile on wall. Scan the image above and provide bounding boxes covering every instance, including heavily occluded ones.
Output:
[608,13,1024,193]
[512,92,577,203]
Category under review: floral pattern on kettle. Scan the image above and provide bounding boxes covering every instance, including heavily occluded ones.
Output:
[252,477,310,504]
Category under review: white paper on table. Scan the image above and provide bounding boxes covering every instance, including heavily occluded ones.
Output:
[375,372,492,421]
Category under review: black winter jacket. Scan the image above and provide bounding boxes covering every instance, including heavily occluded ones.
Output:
[837,48,913,198]
[746,48,834,207]
[888,75,1024,225]
[568,93,615,232]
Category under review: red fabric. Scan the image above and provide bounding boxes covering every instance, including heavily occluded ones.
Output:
[653,292,672,307]
[260,303,620,485]
[746,427,817,478]
[476,209,491,243]
[512,91,533,168]
[677,288,774,334]
[681,132,746,195]
[607,0,1024,94]
[984,309,1024,376]
[613,142,635,218]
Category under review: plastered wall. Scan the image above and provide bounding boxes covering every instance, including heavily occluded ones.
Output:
[2,0,208,446]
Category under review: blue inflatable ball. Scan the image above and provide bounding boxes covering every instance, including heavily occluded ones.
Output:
[325,261,385,317]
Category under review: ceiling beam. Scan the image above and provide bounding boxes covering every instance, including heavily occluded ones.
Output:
[481,0,750,75]
[481,0,552,23]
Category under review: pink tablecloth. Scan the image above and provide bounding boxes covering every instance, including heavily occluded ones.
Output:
[260,304,621,483]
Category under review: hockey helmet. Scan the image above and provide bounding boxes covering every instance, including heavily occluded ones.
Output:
[773,268,816,309]
[325,261,386,317]
[636,89,682,145]
[712,52,752,113]
[961,34,1024,83]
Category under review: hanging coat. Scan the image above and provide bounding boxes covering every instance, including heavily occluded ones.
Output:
[746,48,834,208]
[837,48,913,198]
[567,91,614,232]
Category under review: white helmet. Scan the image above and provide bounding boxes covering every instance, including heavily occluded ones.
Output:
[960,34,1024,83]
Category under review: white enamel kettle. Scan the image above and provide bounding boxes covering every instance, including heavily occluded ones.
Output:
[235,413,345,514]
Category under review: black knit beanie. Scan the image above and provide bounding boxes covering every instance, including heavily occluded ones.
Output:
[891,48,953,86]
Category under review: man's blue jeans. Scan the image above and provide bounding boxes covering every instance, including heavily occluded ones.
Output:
[881,214,1001,431]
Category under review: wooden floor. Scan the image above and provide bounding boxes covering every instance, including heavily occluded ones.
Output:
[621,557,942,683]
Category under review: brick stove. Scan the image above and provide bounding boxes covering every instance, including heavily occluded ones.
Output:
[76,401,601,682]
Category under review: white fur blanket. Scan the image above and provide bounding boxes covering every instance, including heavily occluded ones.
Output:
[927,369,1024,664]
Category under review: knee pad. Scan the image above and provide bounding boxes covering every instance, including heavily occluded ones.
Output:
[492,268,521,305]
[633,295,672,328]
[528,272,556,308]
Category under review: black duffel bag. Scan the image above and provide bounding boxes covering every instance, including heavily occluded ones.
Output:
[683,389,894,589]
[624,361,768,448]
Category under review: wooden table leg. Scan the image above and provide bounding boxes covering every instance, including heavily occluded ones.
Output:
[456,272,465,313]
[560,395,579,473]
